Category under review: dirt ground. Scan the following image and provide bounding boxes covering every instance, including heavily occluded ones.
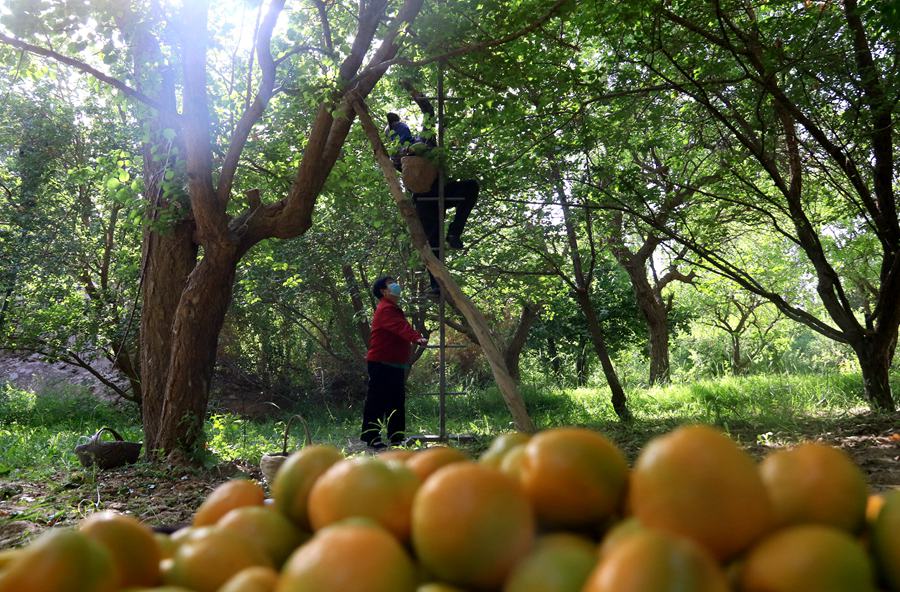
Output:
[0,412,897,549]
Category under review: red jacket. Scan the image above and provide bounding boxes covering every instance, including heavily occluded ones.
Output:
[366,298,422,364]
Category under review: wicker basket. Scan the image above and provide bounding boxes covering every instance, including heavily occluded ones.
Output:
[74,427,142,470]
[260,414,312,483]
[401,156,438,193]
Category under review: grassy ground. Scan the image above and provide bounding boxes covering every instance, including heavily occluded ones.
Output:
[0,372,898,547]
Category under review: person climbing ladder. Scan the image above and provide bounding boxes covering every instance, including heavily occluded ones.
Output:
[385,82,479,296]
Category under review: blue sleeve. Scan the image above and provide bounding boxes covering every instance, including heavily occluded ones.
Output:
[393,122,413,144]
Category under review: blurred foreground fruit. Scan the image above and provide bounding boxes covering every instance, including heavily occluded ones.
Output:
[276,520,416,592]
[872,489,900,591]
[629,425,774,560]
[0,528,118,592]
[479,432,531,468]
[217,566,279,592]
[412,462,535,590]
[192,479,265,527]
[163,526,271,592]
[519,427,628,529]
[583,529,729,592]
[80,511,161,588]
[503,533,597,592]
[271,445,343,531]
[308,456,419,541]
[738,524,876,592]
[407,446,469,482]
[759,442,868,532]
[217,506,307,567]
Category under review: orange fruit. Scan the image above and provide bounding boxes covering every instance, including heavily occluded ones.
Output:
[276,520,417,592]
[308,456,419,541]
[479,432,532,468]
[217,506,307,567]
[407,446,469,482]
[629,424,774,560]
[79,511,161,588]
[759,442,868,532]
[866,493,885,525]
[583,528,728,592]
[738,524,876,591]
[519,427,628,529]
[598,517,644,558]
[417,584,467,592]
[154,533,178,559]
[872,489,900,591]
[503,533,597,592]
[271,445,344,530]
[218,565,279,592]
[412,462,535,590]
[0,549,22,571]
[379,449,416,462]
[498,443,528,479]
[163,526,272,592]
[0,528,118,592]
[192,479,265,527]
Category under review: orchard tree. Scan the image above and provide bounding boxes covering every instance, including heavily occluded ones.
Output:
[594,0,900,410]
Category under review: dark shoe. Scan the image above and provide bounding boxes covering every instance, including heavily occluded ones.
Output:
[446,234,463,249]
[367,441,387,451]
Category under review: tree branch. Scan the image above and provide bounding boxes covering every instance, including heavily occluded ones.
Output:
[0,32,165,112]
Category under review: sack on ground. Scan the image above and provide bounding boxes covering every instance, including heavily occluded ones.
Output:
[401,155,438,193]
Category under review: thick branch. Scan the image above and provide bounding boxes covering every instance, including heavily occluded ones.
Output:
[0,32,164,111]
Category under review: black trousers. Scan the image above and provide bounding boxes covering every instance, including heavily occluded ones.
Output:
[414,178,479,288]
[361,361,406,446]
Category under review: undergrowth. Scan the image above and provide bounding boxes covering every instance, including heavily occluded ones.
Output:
[0,371,892,480]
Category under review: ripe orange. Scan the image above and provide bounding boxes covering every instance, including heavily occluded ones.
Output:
[629,424,774,560]
[276,520,417,592]
[411,462,535,590]
[871,489,900,591]
[163,526,272,592]
[217,505,307,567]
[308,456,420,541]
[0,528,118,592]
[479,432,531,468]
[498,443,528,479]
[519,427,628,529]
[218,565,279,592]
[379,449,416,462]
[598,517,644,558]
[503,533,597,592]
[738,525,876,591]
[407,446,469,482]
[271,445,344,531]
[759,442,868,532]
[192,479,265,527]
[79,511,161,588]
[583,529,729,592]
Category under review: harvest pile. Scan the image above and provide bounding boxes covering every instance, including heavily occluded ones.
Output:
[1,424,898,591]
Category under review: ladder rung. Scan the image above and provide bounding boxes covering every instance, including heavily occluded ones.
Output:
[419,391,466,396]
[423,344,467,349]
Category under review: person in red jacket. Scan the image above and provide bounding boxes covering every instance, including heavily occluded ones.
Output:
[362,275,428,449]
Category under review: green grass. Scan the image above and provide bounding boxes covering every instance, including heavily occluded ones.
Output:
[0,371,890,479]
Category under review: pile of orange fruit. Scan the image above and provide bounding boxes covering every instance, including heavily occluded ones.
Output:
[1,424,898,591]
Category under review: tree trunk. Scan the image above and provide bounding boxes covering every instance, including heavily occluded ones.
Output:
[547,337,562,378]
[503,302,539,383]
[575,341,588,387]
[155,247,238,456]
[574,290,633,421]
[140,220,197,455]
[854,340,896,412]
